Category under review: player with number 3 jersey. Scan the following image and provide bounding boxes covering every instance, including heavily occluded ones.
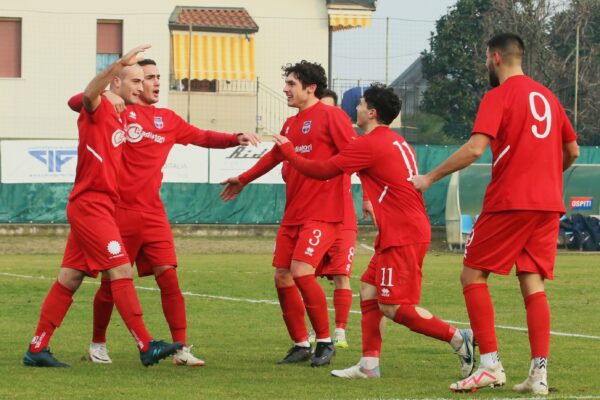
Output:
[273,83,475,380]
[411,33,579,394]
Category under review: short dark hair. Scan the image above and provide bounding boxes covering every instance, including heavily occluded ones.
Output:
[138,58,157,67]
[282,60,327,98]
[319,89,338,105]
[487,33,525,60]
[363,83,401,125]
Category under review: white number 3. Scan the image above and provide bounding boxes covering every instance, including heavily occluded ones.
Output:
[529,92,552,139]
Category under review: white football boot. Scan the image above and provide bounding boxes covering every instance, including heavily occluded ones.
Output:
[333,328,349,349]
[331,363,380,379]
[450,362,506,392]
[513,359,549,395]
[173,345,205,367]
[88,342,112,364]
[455,329,476,378]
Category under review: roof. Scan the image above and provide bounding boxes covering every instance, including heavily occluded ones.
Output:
[326,0,377,11]
[169,6,259,34]
[391,57,425,87]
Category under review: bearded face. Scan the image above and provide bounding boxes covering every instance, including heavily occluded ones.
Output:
[488,67,500,88]
[485,49,501,88]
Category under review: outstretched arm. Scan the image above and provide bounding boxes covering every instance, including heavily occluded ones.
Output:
[272,134,343,180]
[219,147,283,202]
[83,44,150,113]
[190,130,260,149]
[411,133,490,192]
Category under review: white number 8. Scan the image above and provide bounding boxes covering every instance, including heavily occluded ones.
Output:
[529,92,552,139]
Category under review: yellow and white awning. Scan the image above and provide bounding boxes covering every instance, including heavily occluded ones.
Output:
[329,13,372,32]
[172,32,255,81]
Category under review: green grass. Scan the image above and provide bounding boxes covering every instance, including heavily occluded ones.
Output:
[1,251,599,399]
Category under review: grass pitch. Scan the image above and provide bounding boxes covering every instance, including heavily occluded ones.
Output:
[0,236,599,400]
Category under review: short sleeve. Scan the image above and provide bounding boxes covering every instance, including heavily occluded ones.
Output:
[472,90,504,139]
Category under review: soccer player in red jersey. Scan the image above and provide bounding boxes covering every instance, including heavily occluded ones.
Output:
[68,59,259,366]
[306,89,375,349]
[411,33,580,394]
[271,83,475,379]
[24,45,183,368]
[220,61,357,367]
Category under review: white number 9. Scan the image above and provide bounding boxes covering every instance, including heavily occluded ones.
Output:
[529,92,552,139]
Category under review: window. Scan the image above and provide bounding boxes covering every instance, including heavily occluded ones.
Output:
[0,18,22,78]
[96,20,122,73]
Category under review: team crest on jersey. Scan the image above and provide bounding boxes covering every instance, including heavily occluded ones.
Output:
[154,117,164,129]
[301,120,312,134]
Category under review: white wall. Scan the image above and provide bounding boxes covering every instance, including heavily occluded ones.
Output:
[0,0,329,139]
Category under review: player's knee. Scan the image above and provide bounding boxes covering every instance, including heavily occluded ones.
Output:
[153,265,175,277]
[107,263,133,280]
[359,282,377,301]
[274,268,294,287]
[57,268,85,291]
[290,261,314,279]
[378,303,398,319]
[333,274,351,289]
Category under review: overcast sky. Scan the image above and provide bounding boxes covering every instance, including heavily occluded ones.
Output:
[331,0,457,84]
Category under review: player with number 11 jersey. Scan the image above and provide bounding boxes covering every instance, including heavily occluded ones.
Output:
[273,83,475,380]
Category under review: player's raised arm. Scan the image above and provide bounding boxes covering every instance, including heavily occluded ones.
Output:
[83,44,150,113]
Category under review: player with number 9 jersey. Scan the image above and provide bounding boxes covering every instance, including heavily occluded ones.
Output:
[472,74,576,213]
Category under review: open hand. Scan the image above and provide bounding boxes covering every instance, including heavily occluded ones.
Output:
[220,176,244,202]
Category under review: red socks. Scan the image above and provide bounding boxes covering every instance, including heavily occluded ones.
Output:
[29,281,74,352]
[360,299,383,357]
[156,268,187,345]
[525,291,550,358]
[393,304,455,342]
[333,289,353,330]
[463,283,498,353]
[92,278,113,343]
[111,278,152,352]
[294,274,330,339]
[276,285,308,342]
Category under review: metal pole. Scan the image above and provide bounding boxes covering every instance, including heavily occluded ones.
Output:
[328,25,333,89]
[255,76,260,134]
[574,22,580,130]
[187,23,192,123]
[385,17,389,85]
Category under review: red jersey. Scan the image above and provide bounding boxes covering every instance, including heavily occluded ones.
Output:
[69,96,126,203]
[472,75,577,213]
[280,101,357,225]
[119,104,239,212]
[331,126,430,250]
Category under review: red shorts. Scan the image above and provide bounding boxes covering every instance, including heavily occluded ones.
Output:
[463,211,560,279]
[61,194,129,277]
[273,221,341,269]
[361,243,429,305]
[116,207,177,277]
[315,229,357,278]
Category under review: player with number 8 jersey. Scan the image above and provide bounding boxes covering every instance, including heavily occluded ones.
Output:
[273,83,475,380]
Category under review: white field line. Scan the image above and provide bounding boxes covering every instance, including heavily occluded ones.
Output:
[2,271,599,341]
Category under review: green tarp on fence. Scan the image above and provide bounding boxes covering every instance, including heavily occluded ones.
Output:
[1,145,598,225]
